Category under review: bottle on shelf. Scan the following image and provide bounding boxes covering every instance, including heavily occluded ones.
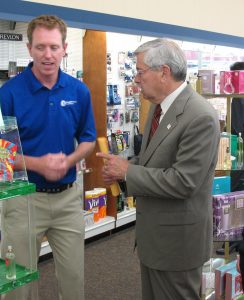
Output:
[224,146,231,170]
[196,74,202,94]
[188,73,197,91]
[237,132,243,169]
[5,245,16,280]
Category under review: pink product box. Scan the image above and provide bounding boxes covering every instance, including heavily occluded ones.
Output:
[215,260,237,300]
[198,70,215,94]
[225,268,243,300]
[220,71,244,94]
[213,191,244,240]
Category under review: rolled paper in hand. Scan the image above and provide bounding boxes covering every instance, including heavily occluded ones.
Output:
[97,137,121,196]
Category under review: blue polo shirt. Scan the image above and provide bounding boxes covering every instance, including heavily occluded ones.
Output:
[0,63,96,188]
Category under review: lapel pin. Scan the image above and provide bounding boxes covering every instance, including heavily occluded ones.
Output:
[167,124,171,130]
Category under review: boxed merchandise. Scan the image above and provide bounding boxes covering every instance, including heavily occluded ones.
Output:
[198,70,215,94]
[216,133,231,170]
[212,176,231,195]
[84,190,100,222]
[213,191,244,240]
[215,260,237,299]
[220,71,244,94]
[201,258,225,297]
[83,210,94,227]
[220,71,234,94]
[231,71,244,94]
[94,188,107,219]
[225,268,243,300]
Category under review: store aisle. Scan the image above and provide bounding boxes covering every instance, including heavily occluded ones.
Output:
[38,225,141,300]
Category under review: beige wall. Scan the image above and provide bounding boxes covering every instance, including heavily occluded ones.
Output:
[23,0,244,37]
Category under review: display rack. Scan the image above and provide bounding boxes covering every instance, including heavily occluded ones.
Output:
[0,182,38,295]
[0,181,35,200]
[116,207,136,228]
[201,93,244,299]
[0,257,38,295]
[0,116,39,295]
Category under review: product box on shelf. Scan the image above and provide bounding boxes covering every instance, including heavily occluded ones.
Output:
[84,190,100,222]
[201,258,225,297]
[232,71,244,94]
[83,210,94,227]
[216,133,231,170]
[225,267,243,300]
[94,188,107,219]
[220,71,244,94]
[212,176,231,195]
[84,188,108,222]
[198,69,215,94]
[213,191,244,240]
[215,259,237,300]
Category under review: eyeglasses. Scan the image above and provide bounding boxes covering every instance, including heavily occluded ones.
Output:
[135,67,153,77]
[135,66,163,77]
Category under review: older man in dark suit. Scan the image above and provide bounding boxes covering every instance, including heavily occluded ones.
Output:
[97,38,220,300]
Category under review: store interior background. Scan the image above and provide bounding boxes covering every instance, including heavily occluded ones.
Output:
[1,18,244,158]
[0,18,243,247]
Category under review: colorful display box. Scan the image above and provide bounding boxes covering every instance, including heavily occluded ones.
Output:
[213,191,244,241]
[0,116,38,295]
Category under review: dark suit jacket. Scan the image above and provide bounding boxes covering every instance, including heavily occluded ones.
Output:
[127,84,220,271]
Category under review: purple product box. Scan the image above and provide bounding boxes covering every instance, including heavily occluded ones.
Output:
[213,191,244,240]
[99,194,107,207]
[84,192,99,211]
[198,69,215,94]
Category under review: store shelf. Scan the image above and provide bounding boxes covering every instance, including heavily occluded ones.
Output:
[116,207,136,228]
[0,258,39,295]
[202,93,244,98]
[204,290,215,300]
[0,181,35,200]
[85,216,115,239]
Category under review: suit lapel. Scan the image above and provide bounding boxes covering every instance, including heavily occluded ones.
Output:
[140,85,193,166]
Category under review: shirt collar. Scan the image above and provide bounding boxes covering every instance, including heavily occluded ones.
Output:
[26,62,66,93]
[160,81,187,115]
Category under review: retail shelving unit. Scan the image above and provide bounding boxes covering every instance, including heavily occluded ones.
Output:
[203,93,244,257]
[0,116,39,295]
[201,93,244,299]
[116,207,136,228]
[85,215,115,239]
[0,181,38,295]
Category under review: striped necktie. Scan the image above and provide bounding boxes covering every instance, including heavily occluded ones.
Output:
[148,104,162,142]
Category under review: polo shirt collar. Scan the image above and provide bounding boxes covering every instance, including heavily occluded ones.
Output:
[26,62,66,93]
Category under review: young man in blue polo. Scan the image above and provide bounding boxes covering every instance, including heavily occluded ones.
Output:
[0,15,96,299]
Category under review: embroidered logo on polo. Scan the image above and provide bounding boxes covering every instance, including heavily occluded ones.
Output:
[60,100,77,107]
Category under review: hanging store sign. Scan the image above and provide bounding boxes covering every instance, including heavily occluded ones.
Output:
[0,33,23,41]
